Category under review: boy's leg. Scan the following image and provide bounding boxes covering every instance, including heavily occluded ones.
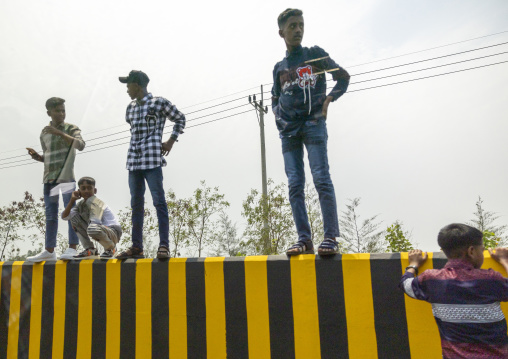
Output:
[43,183,59,250]
[304,121,340,239]
[129,170,146,250]
[87,224,117,250]
[27,184,59,261]
[62,183,80,247]
[70,214,95,249]
[282,135,312,243]
[145,166,169,248]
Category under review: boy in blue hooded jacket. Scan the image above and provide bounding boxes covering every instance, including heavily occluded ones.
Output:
[271,8,350,255]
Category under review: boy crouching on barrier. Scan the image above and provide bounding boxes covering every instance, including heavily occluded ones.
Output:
[400,223,508,358]
[62,176,122,259]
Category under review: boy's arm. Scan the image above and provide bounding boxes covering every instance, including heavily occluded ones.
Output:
[489,248,508,275]
[162,100,186,156]
[271,64,281,116]
[399,249,429,300]
[406,249,428,275]
[311,46,350,118]
[322,63,348,119]
[42,125,85,151]
[27,132,48,162]
[26,148,43,162]
[327,63,350,101]
[61,191,81,219]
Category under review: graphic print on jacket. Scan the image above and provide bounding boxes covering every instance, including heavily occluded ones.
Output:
[296,65,316,89]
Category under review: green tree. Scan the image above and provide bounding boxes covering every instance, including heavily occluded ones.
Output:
[339,198,385,253]
[483,231,501,249]
[468,196,507,246]
[185,181,230,257]
[209,212,245,257]
[0,192,51,261]
[242,180,295,255]
[0,201,22,261]
[166,189,190,257]
[385,221,414,252]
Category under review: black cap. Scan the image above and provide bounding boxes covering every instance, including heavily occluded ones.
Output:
[119,70,150,86]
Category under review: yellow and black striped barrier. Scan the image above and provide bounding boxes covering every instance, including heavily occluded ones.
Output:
[1,252,507,358]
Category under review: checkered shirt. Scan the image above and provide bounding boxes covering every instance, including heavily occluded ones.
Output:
[125,93,185,171]
[40,122,85,183]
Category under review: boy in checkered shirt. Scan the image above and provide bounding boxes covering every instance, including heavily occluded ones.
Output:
[26,97,85,262]
[116,70,185,259]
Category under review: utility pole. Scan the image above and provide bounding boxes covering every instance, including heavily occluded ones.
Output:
[249,85,270,254]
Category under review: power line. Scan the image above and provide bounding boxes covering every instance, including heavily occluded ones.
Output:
[2,30,507,158]
[349,51,508,85]
[0,102,254,162]
[0,109,255,169]
[2,41,508,167]
[3,58,507,169]
[8,37,507,156]
[347,30,508,69]
[345,60,508,93]
[349,41,508,77]
[82,105,252,150]
[179,87,259,110]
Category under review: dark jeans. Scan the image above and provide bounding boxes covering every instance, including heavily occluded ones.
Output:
[128,167,169,249]
[281,118,340,242]
[43,182,79,248]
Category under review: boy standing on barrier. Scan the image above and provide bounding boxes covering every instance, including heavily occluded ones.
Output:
[26,97,85,262]
[400,223,508,358]
[271,9,350,256]
[117,70,185,259]
[61,176,121,259]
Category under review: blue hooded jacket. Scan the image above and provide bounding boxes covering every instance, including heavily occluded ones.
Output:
[271,45,350,137]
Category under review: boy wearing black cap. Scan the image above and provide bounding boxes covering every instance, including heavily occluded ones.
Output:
[400,223,508,358]
[117,70,186,259]
[26,97,86,262]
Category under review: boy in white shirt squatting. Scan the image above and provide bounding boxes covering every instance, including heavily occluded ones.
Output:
[62,176,122,258]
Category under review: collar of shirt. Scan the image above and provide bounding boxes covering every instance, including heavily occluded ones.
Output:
[49,121,66,130]
[135,93,153,107]
[285,45,303,59]
[444,258,475,270]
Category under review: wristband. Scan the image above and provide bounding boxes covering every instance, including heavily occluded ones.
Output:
[405,265,418,275]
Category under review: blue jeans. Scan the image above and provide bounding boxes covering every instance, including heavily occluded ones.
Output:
[281,118,340,242]
[128,167,169,249]
[43,182,79,249]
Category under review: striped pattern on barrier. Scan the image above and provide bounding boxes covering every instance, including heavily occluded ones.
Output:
[0,252,507,358]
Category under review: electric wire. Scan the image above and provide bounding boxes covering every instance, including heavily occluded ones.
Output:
[345,60,508,93]
[9,39,508,155]
[3,30,507,157]
[0,101,254,162]
[346,30,508,69]
[347,41,508,78]
[2,57,507,169]
[349,51,508,85]
[2,40,508,168]
[0,109,256,169]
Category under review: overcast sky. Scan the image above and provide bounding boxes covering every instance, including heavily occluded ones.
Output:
[1,0,507,254]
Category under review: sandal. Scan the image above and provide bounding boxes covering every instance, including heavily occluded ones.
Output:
[286,240,315,256]
[116,246,144,259]
[157,246,170,259]
[318,238,340,256]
